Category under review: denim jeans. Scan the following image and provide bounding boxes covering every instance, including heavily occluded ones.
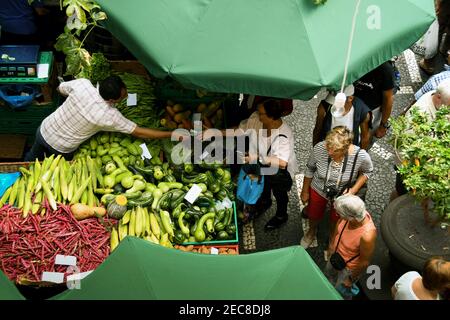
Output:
[24,126,74,161]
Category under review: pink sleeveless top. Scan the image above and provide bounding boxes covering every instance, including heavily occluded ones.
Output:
[331,213,376,271]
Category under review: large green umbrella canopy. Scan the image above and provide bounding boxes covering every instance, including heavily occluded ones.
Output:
[52,237,341,300]
[0,270,25,300]
[96,0,434,99]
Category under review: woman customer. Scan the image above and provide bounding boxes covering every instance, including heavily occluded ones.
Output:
[300,126,373,248]
[392,257,450,300]
[324,194,377,300]
[201,98,297,230]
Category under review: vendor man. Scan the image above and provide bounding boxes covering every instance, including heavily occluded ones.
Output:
[25,75,186,161]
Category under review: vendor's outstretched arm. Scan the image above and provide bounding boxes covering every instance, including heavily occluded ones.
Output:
[131,126,174,139]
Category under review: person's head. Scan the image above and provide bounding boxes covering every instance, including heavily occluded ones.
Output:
[333,194,367,222]
[324,85,355,110]
[257,99,283,125]
[422,257,450,293]
[325,126,353,159]
[99,75,127,103]
[434,78,450,107]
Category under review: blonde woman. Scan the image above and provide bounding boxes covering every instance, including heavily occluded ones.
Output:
[300,126,373,248]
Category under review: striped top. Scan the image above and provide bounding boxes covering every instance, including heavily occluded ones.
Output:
[305,141,373,198]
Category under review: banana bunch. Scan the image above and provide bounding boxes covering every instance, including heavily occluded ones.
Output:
[110,206,174,252]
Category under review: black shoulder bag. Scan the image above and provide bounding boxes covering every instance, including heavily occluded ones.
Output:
[329,221,360,271]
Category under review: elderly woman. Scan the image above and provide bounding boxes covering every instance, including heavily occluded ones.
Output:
[300,126,373,248]
[324,194,377,300]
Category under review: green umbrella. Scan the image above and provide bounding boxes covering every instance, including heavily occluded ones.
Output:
[52,237,341,300]
[0,270,25,300]
[96,0,434,99]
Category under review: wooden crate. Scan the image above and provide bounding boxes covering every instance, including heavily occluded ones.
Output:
[0,134,27,160]
[0,161,31,173]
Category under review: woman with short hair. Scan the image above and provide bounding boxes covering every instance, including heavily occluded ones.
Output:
[392,257,450,300]
[324,194,377,300]
[300,126,373,248]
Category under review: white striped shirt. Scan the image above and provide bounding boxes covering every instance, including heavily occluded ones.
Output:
[305,141,373,198]
[40,79,136,153]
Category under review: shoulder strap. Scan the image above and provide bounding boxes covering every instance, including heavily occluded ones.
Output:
[334,220,360,263]
[346,148,361,188]
[334,220,348,252]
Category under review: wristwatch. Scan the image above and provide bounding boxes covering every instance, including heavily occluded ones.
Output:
[381,120,391,129]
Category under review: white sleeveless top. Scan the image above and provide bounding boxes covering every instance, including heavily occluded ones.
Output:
[331,107,354,132]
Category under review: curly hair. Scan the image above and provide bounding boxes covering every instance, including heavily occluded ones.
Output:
[325,126,354,152]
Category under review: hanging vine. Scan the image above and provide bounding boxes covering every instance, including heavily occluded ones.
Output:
[53,0,107,78]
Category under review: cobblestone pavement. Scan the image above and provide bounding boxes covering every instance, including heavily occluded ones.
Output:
[238,49,438,299]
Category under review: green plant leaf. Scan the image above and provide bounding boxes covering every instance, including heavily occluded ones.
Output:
[92,11,107,21]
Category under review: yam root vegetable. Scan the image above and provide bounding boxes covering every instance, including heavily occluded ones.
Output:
[71,203,106,220]
[197,103,207,113]
[181,119,193,130]
[227,249,237,255]
[218,247,228,254]
[178,245,187,252]
[174,110,191,123]
[172,104,185,113]
[204,101,221,118]
[185,245,194,251]
[201,246,210,254]
[203,117,213,129]
[192,249,198,253]
[216,109,223,120]
[166,105,176,117]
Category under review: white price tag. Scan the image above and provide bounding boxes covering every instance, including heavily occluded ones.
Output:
[41,272,65,284]
[221,197,233,209]
[184,184,202,204]
[127,93,137,106]
[55,255,77,266]
[210,247,219,255]
[37,63,49,78]
[139,143,152,160]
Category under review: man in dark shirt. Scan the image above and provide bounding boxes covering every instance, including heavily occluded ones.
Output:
[353,62,395,139]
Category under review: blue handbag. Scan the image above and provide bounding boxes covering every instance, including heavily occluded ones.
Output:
[236,167,264,205]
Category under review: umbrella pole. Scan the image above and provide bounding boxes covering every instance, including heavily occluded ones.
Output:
[341,0,362,93]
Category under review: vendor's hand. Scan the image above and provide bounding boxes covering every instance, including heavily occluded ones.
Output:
[343,277,353,288]
[342,187,355,195]
[172,131,190,142]
[374,126,387,138]
[243,154,258,164]
[300,190,310,205]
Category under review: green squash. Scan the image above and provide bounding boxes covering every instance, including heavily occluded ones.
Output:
[107,195,128,219]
